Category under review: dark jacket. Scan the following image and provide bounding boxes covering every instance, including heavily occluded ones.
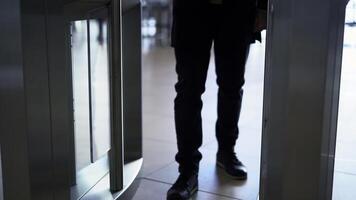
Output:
[253,0,268,42]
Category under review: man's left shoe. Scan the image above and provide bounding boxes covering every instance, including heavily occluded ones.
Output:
[167,173,198,200]
[216,151,248,180]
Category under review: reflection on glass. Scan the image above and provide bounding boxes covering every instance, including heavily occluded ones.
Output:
[71,20,92,170]
[71,18,111,170]
[89,19,111,161]
[333,1,356,199]
[0,147,4,200]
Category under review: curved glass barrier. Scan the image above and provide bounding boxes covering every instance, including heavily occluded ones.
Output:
[88,18,111,162]
[70,10,112,199]
[71,20,92,171]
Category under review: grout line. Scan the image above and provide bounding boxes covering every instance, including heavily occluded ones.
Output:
[79,172,109,199]
[142,160,176,177]
[335,158,356,162]
[197,190,242,200]
[141,177,174,186]
[335,170,356,176]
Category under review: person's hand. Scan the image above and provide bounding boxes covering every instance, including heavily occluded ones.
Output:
[254,9,267,32]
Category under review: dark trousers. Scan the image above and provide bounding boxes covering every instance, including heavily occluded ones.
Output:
[172,0,256,175]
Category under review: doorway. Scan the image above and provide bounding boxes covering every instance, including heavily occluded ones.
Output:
[134,1,266,199]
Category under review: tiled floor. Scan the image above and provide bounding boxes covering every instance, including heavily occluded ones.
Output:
[134,37,266,200]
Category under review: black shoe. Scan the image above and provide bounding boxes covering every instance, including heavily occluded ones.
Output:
[216,151,247,180]
[167,173,198,200]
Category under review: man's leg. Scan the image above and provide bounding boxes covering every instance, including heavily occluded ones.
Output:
[214,1,256,179]
[170,0,214,177]
[167,2,213,199]
[174,44,212,175]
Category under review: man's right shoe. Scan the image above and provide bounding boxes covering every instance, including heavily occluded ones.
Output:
[216,151,248,180]
[167,173,198,200]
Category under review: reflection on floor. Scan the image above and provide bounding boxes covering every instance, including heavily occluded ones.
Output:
[134,36,266,199]
[333,25,356,200]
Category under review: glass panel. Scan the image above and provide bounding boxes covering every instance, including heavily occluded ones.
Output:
[67,5,113,199]
[0,147,3,200]
[71,20,92,171]
[333,0,356,199]
[88,18,111,161]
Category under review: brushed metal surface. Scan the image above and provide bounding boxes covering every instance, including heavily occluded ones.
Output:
[46,0,73,198]
[260,0,348,200]
[0,0,40,199]
[21,0,54,197]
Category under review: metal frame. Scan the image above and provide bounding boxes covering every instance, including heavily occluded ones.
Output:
[0,0,32,199]
[109,0,124,192]
[86,18,95,163]
[1,0,72,199]
[260,0,349,199]
[122,0,143,164]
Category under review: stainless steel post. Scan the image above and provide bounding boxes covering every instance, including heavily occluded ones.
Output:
[260,0,349,199]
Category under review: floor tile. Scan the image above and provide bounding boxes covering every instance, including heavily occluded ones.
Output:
[333,172,356,200]
[202,123,262,159]
[141,139,177,177]
[147,148,260,200]
[143,113,176,143]
[335,157,356,175]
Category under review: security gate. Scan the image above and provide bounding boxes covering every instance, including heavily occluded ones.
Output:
[0,0,142,199]
[260,0,350,199]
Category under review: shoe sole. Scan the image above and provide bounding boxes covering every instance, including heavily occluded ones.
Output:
[216,161,248,180]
